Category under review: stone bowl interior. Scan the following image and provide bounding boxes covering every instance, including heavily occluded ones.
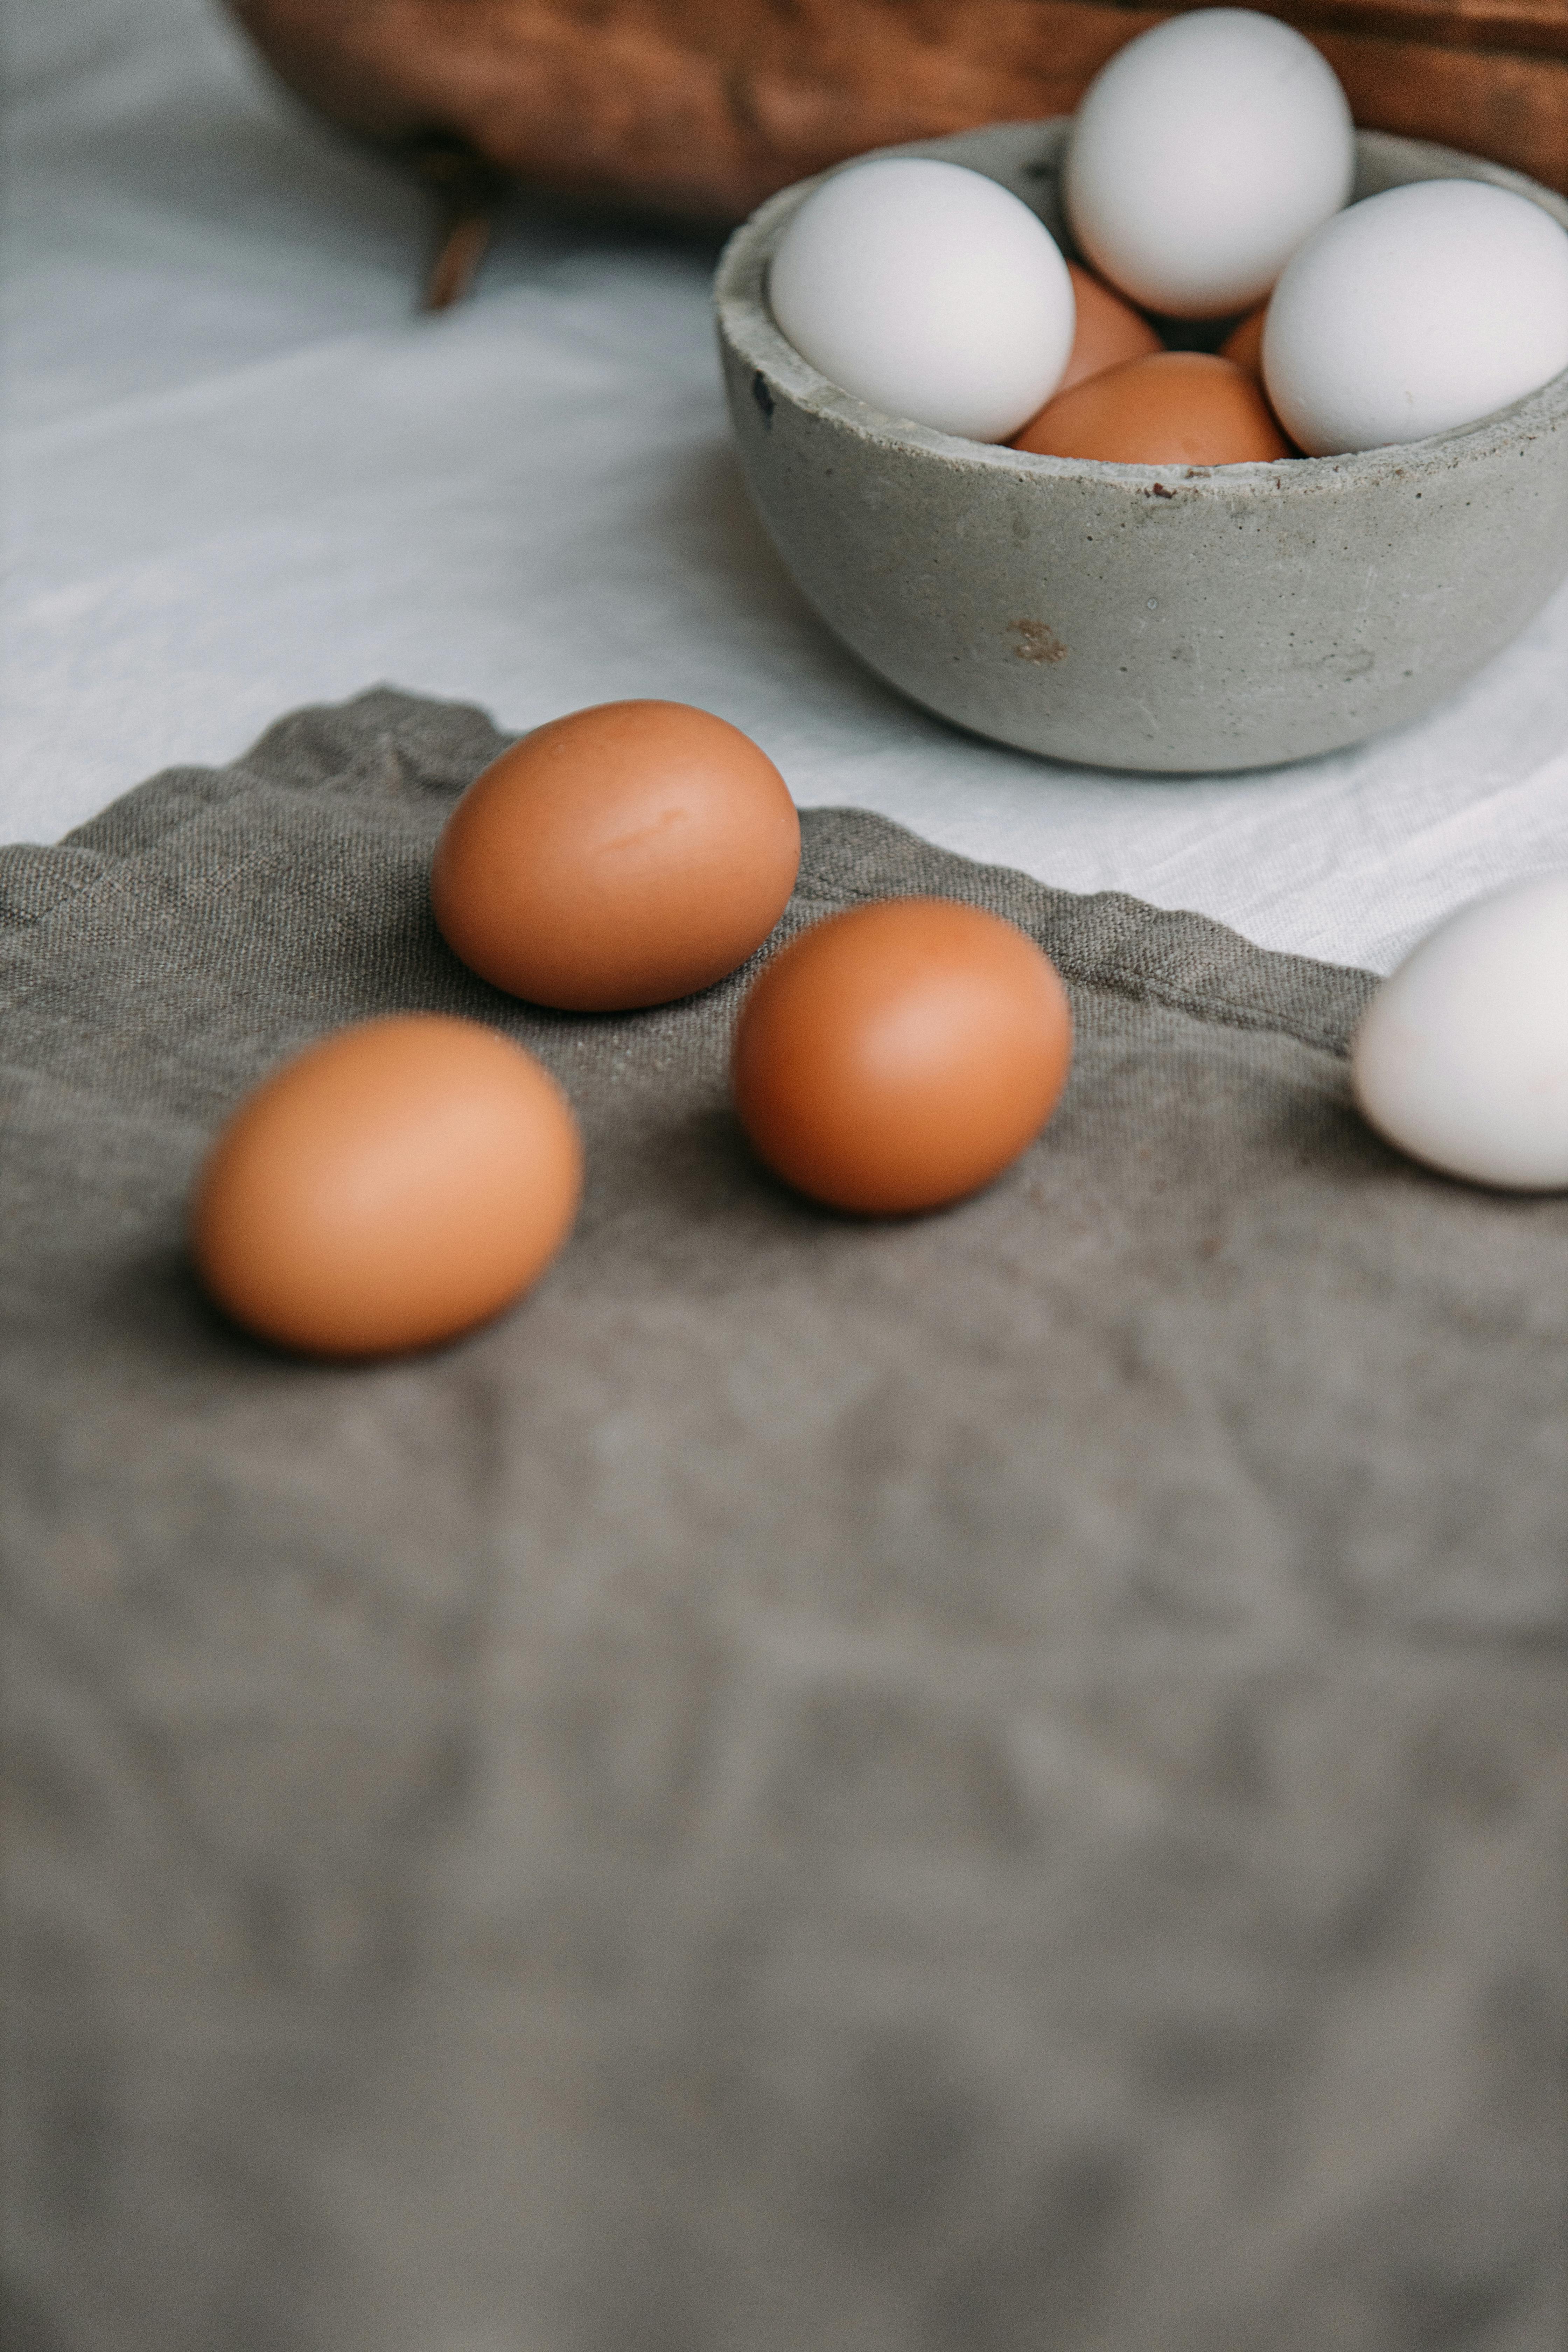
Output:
[714,121,1568,773]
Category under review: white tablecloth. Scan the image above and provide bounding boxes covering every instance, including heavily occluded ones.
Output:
[6,0,1567,973]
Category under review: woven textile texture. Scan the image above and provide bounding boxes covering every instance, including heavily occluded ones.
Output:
[3,688,1564,2352]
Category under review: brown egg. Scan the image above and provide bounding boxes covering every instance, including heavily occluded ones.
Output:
[190,1014,582,1357]
[1011,351,1293,465]
[1219,302,1269,379]
[432,700,801,1011]
[731,898,1073,1216]
[1056,262,1164,397]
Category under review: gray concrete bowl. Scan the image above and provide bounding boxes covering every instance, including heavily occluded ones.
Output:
[714,121,1568,772]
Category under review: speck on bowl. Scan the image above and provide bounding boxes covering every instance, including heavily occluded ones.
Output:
[714,121,1568,772]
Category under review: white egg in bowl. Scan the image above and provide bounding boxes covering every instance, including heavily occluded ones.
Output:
[714,119,1568,773]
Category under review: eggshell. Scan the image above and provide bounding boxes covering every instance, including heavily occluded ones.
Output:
[1057,263,1164,396]
[1064,9,1354,317]
[1264,179,1568,455]
[191,1014,583,1355]
[432,701,800,1011]
[1351,874,1568,1190]
[1012,350,1292,464]
[731,898,1072,1215]
[1219,302,1268,378]
[768,156,1076,442]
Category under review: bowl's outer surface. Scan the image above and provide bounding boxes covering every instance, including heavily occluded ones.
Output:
[715,123,1568,771]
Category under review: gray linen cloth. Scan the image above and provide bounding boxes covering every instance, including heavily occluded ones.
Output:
[3,688,1564,2352]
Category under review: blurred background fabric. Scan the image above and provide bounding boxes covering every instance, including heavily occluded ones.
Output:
[2,0,1568,973]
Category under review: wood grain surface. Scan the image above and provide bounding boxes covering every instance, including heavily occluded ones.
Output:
[227,0,1568,224]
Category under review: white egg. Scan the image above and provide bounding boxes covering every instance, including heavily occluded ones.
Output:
[767,158,1076,443]
[1263,179,1568,455]
[1352,874,1568,1190]
[1064,9,1354,319]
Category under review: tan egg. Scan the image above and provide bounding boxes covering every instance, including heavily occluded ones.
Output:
[732,898,1072,1216]
[1056,262,1164,396]
[190,1014,581,1357]
[431,700,801,1011]
[1011,350,1293,465]
[1220,301,1269,378]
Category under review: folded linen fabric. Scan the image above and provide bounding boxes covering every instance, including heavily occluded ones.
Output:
[3,688,1563,2352]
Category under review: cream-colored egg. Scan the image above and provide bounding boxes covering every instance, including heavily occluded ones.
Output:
[769,157,1076,442]
[1264,180,1568,454]
[1064,10,1354,318]
[1352,875,1568,1189]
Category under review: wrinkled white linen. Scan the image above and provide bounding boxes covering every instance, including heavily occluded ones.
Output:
[5,0,1567,972]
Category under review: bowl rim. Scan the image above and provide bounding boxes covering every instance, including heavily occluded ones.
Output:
[714,119,1568,494]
